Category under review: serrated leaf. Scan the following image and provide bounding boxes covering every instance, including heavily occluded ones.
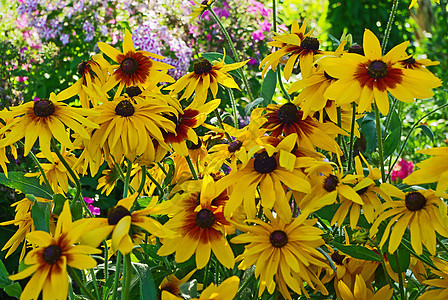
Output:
[260,69,277,106]
[0,172,53,199]
[383,127,401,158]
[332,241,381,262]
[30,195,51,232]
[417,124,434,143]
[133,263,157,300]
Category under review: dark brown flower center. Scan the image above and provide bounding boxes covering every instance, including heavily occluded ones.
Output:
[34,99,55,117]
[301,36,319,50]
[270,230,288,248]
[367,60,389,79]
[228,140,242,153]
[195,208,215,228]
[405,192,427,211]
[121,57,139,75]
[193,59,213,75]
[42,244,62,265]
[277,102,299,124]
[187,139,202,150]
[115,100,135,117]
[253,151,277,174]
[348,45,364,56]
[356,186,369,195]
[331,251,346,265]
[108,205,131,225]
[78,61,88,75]
[323,174,339,192]
[126,86,142,98]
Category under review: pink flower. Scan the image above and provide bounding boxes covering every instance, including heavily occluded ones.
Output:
[252,30,265,42]
[390,158,414,182]
[83,197,101,215]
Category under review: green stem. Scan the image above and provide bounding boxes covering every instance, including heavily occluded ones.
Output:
[135,166,147,197]
[50,139,81,204]
[347,103,357,171]
[317,247,337,272]
[381,0,400,53]
[203,259,210,287]
[374,104,386,182]
[337,107,348,160]
[386,102,448,181]
[122,253,132,300]
[186,155,199,180]
[208,7,255,104]
[146,169,163,195]
[234,272,255,299]
[157,162,168,176]
[67,267,96,300]
[90,269,100,300]
[213,109,233,141]
[111,252,122,300]
[123,160,132,199]
[394,251,406,300]
[104,241,109,283]
[369,239,397,295]
[227,88,239,129]
[272,0,291,102]
[384,97,398,134]
[17,140,54,194]
[437,237,448,254]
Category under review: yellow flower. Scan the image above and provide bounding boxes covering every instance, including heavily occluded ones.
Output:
[370,185,448,255]
[79,194,174,255]
[161,276,240,300]
[188,0,214,20]
[8,201,100,300]
[409,0,439,8]
[0,91,98,163]
[338,274,393,300]
[159,269,197,298]
[324,29,442,115]
[419,257,448,299]
[403,147,448,197]
[98,29,174,97]
[158,176,235,269]
[96,165,121,196]
[231,210,328,299]
[166,51,248,107]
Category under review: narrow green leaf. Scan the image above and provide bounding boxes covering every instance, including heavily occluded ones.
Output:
[134,263,157,300]
[417,124,434,143]
[244,97,264,115]
[383,127,401,158]
[332,241,381,262]
[29,195,51,233]
[0,172,52,199]
[260,69,277,106]
[358,113,377,153]
[387,245,410,273]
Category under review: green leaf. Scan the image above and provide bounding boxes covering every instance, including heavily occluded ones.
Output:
[180,279,199,299]
[52,194,67,216]
[0,260,12,288]
[29,195,51,233]
[260,69,277,106]
[417,124,434,143]
[140,244,164,262]
[383,127,401,158]
[387,245,410,273]
[4,282,22,298]
[358,113,377,153]
[70,200,83,221]
[245,97,264,115]
[0,172,53,199]
[137,197,152,208]
[134,263,157,300]
[332,241,381,262]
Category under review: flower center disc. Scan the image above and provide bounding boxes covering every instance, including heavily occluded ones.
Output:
[405,192,427,211]
[34,99,55,117]
[228,140,242,153]
[121,57,139,75]
[115,100,135,117]
[348,45,364,55]
[323,174,339,192]
[126,86,142,97]
[301,37,319,50]
[193,59,213,75]
[78,61,88,75]
[254,151,277,174]
[367,60,389,79]
[195,208,215,228]
[108,205,131,225]
[42,244,62,265]
[277,102,299,124]
[331,251,346,265]
[270,230,288,248]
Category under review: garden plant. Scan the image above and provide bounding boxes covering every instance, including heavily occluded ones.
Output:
[0,0,448,299]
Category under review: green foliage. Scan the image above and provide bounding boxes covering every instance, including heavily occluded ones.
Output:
[0,172,53,199]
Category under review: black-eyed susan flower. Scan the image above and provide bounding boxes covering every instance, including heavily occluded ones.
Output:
[79,194,174,255]
[159,269,197,299]
[254,102,345,155]
[98,29,174,97]
[8,201,100,300]
[398,54,439,73]
[0,91,98,163]
[338,274,393,300]
[260,19,323,80]
[419,257,448,299]
[324,29,442,115]
[86,94,176,162]
[158,176,235,269]
[231,210,329,299]
[96,165,122,196]
[370,185,448,255]
[166,52,248,107]
[216,134,311,222]
[188,0,214,20]
[161,275,240,300]
[403,147,448,197]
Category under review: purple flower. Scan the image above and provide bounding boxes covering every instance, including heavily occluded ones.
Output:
[60,33,69,45]
[252,30,265,42]
[83,197,101,215]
